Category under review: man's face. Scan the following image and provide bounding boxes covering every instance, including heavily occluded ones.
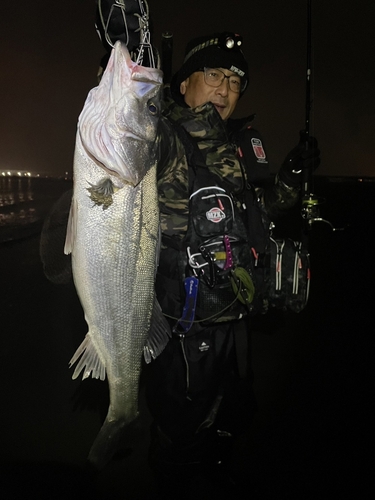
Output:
[180,68,240,121]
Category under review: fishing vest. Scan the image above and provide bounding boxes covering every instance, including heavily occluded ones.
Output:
[156,125,268,329]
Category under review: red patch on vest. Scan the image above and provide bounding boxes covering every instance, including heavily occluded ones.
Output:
[251,138,267,162]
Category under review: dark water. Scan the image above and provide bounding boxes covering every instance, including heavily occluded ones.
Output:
[0,176,373,499]
[0,176,71,242]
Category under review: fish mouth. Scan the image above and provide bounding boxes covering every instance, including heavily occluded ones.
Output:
[124,131,145,142]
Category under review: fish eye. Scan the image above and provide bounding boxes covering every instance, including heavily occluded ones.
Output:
[148,102,158,115]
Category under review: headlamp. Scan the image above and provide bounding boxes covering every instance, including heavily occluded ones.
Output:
[225,38,235,49]
[219,33,243,51]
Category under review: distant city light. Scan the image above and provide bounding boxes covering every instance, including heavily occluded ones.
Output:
[0,170,39,178]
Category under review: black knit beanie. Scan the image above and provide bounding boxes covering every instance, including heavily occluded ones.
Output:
[170,32,249,103]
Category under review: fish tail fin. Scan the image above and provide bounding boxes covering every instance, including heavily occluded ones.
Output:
[69,333,106,381]
[87,417,141,470]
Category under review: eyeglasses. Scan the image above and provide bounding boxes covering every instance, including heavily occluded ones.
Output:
[198,67,243,93]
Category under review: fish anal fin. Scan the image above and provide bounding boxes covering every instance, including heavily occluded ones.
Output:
[69,333,106,381]
[143,298,171,364]
[64,199,76,255]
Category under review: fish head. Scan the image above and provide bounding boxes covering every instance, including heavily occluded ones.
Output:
[78,41,163,186]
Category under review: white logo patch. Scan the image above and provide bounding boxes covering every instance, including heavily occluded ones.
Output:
[206,207,226,223]
[199,342,210,352]
[230,65,245,77]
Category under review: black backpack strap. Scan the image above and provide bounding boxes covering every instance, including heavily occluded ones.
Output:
[173,125,202,188]
[173,124,219,193]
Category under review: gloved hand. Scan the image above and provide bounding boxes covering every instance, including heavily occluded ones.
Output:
[95,0,148,53]
[278,131,321,188]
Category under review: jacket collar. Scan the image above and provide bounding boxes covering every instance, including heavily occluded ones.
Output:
[164,92,255,143]
[164,95,230,144]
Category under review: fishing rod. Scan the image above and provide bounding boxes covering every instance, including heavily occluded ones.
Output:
[300,1,340,231]
[161,31,173,84]
[301,0,320,227]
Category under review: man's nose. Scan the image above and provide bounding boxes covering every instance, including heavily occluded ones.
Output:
[215,78,229,96]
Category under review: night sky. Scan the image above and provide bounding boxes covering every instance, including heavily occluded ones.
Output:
[1,0,374,177]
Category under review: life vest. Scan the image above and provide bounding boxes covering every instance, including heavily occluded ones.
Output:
[156,125,267,329]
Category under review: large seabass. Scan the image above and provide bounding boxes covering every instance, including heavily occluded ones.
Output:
[65,41,170,469]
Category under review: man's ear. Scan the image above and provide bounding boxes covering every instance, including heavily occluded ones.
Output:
[180,78,189,95]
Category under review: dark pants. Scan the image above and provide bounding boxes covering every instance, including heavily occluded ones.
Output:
[144,319,256,482]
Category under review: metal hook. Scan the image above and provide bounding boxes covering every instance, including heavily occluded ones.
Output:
[97,0,158,68]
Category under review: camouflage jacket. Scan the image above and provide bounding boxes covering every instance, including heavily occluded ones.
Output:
[156,94,300,241]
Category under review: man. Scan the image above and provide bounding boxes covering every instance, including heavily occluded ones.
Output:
[139,28,319,499]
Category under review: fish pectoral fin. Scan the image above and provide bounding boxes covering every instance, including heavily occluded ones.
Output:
[69,333,106,381]
[143,298,172,364]
[87,177,115,209]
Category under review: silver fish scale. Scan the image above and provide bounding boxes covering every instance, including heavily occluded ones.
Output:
[72,134,159,423]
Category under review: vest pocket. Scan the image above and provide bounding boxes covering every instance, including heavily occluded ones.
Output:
[190,186,234,238]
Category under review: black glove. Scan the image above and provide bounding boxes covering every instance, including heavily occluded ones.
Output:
[278,131,320,188]
[95,0,148,53]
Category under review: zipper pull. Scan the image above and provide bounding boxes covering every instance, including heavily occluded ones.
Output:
[251,247,259,267]
[216,195,225,211]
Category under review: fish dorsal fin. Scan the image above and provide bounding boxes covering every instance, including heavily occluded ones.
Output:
[143,298,171,364]
[69,333,106,381]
